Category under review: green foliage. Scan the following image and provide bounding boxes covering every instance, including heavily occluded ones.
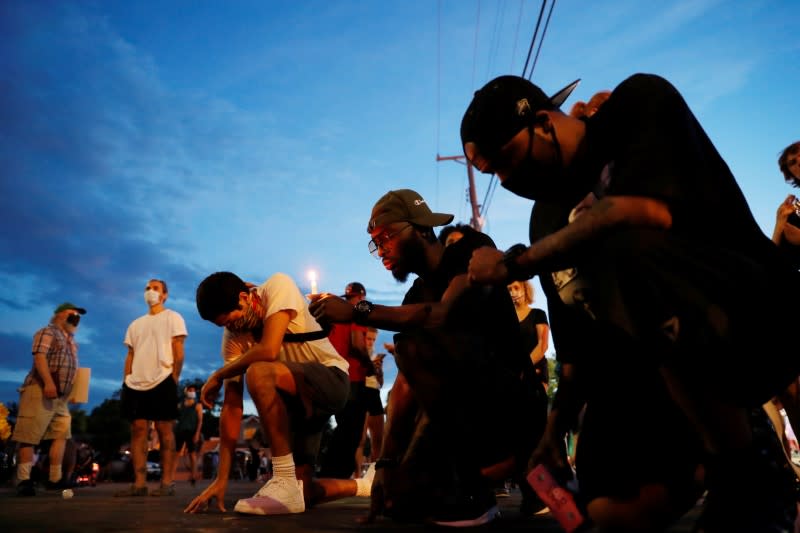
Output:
[86,392,129,459]
[546,356,559,401]
[69,407,89,436]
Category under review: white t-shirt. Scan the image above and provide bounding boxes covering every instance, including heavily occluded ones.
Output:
[221,273,348,375]
[124,309,188,391]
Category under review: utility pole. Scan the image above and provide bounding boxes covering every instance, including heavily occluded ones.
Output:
[436,154,483,231]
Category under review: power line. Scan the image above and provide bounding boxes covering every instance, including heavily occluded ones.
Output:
[436,0,442,207]
[471,0,481,89]
[521,0,546,80]
[529,0,556,78]
[437,1,560,230]
[484,0,506,81]
[509,0,525,72]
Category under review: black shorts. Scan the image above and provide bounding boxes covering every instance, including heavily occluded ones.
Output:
[174,430,197,453]
[121,377,178,422]
[364,387,384,416]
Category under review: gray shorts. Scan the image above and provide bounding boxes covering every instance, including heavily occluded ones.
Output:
[280,362,349,466]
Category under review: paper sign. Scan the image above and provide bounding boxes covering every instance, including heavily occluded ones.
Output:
[69,368,91,403]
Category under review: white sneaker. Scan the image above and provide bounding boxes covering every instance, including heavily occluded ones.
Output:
[355,463,375,497]
[362,462,375,484]
[234,477,305,515]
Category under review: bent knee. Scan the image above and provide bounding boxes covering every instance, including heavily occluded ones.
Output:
[246,361,295,393]
[245,361,279,387]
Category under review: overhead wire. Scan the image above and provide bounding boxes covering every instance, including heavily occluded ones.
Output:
[439,1,558,227]
[484,0,506,82]
[509,0,525,72]
[521,0,546,80]
[436,0,442,206]
[483,0,557,223]
[471,0,481,89]
[529,0,556,78]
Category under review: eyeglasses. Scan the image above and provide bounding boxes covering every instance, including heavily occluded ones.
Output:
[368,224,412,257]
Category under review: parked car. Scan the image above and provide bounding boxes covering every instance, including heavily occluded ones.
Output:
[74,461,99,487]
[101,451,132,482]
[100,449,162,482]
[146,460,162,481]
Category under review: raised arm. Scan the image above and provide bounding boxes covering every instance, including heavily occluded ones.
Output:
[309,273,472,332]
[470,196,672,284]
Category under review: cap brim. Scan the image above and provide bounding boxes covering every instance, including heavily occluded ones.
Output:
[413,213,454,227]
[549,79,580,108]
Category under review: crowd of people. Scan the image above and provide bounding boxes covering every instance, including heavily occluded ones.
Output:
[8,71,800,532]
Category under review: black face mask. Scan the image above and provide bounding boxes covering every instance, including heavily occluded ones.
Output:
[500,126,592,205]
[66,314,81,326]
[500,155,553,201]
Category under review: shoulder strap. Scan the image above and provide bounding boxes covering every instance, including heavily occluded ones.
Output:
[283,324,331,343]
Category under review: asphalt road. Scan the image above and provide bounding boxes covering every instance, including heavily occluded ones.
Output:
[0,478,702,532]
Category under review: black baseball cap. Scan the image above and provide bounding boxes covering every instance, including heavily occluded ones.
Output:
[461,76,580,157]
[341,282,366,299]
[368,189,454,232]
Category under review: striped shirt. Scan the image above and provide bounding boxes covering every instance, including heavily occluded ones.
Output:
[23,323,78,397]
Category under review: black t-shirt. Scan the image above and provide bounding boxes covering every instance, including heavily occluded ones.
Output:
[519,308,549,384]
[589,73,775,259]
[519,307,548,354]
[401,230,529,377]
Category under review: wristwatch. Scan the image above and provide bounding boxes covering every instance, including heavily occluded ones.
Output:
[353,300,374,325]
[502,243,533,282]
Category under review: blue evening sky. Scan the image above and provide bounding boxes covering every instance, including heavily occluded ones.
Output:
[1,0,798,412]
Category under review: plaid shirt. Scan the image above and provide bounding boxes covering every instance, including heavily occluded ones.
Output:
[23,323,78,397]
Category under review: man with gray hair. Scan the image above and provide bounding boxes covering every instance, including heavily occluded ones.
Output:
[13,302,85,496]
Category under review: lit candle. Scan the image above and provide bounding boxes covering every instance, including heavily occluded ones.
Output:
[308,270,318,295]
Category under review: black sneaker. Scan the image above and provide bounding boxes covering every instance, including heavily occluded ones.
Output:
[431,490,500,527]
[45,478,75,490]
[17,480,35,497]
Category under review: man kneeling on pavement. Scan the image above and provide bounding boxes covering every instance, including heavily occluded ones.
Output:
[310,189,546,526]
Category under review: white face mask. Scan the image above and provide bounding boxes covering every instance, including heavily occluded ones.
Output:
[144,289,161,306]
[185,391,197,400]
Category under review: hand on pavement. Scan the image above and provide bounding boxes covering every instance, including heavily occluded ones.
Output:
[184,480,227,513]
